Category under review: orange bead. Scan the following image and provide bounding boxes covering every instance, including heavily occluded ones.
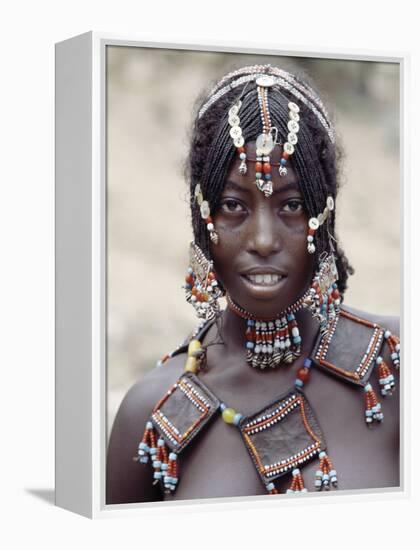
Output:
[255,162,263,172]
[297,367,311,383]
[263,162,271,174]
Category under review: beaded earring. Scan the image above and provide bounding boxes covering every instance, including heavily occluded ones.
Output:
[303,252,341,333]
[183,242,223,321]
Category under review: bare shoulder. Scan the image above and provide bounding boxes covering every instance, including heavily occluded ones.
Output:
[106,352,187,504]
[121,353,187,417]
[342,303,400,337]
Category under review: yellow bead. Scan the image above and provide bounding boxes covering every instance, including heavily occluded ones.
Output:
[184,356,198,373]
[188,339,202,357]
[222,408,237,424]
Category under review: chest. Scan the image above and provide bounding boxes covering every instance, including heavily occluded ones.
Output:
[164,370,399,501]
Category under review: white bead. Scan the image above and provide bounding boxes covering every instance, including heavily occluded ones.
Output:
[207,223,214,231]
[309,217,320,230]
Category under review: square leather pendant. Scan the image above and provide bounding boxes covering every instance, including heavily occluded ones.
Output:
[311,307,385,387]
[239,388,325,485]
[151,372,220,453]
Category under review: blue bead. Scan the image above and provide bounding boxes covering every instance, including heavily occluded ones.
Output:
[233,413,243,426]
[264,173,272,180]
[295,379,304,388]
[304,358,312,368]
[256,172,262,179]
[247,319,255,326]
[293,336,302,344]
[281,158,287,165]
[219,403,227,411]
[287,313,294,321]
[246,341,255,349]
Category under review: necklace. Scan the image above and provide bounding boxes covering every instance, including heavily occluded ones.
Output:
[136,308,400,497]
[225,253,341,370]
[226,291,312,369]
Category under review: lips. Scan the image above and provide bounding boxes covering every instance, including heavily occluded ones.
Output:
[239,267,288,299]
[244,273,283,285]
[240,267,287,284]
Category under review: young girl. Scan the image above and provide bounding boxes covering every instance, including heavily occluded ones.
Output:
[106,65,400,503]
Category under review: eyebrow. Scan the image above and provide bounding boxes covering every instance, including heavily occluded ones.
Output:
[223,180,301,195]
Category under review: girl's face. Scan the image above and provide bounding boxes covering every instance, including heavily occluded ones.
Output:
[211,142,314,318]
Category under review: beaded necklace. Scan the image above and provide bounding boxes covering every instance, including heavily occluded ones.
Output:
[136,308,400,497]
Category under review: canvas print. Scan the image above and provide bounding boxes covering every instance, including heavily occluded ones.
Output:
[105,46,400,504]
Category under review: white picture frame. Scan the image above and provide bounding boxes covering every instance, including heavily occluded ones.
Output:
[55,31,408,519]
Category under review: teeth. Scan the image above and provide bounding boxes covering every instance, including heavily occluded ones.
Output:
[247,274,281,285]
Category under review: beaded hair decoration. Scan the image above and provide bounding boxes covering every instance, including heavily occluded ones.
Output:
[199,65,334,199]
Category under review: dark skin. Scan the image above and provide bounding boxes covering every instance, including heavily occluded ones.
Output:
[106,143,399,504]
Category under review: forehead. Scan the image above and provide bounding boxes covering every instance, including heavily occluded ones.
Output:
[224,142,301,195]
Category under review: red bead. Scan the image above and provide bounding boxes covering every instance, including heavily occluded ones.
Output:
[332,289,340,299]
[185,274,194,285]
[282,152,290,160]
[255,161,263,173]
[237,146,245,154]
[205,216,213,224]
[191,287,198,296]
[297,367,311,383]
[263,162,271,174]
[208,272,215,281]
[308,228,315,236]
[246,329,254,341]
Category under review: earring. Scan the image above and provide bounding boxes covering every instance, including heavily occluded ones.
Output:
[303,252,341,332]
[194,184,219,244]
[183,242,223,321]
[307,196,335,254]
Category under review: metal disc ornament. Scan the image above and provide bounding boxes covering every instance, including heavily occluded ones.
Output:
[256,133,274,155]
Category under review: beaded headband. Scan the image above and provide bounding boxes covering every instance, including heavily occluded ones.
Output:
[198,66,335,144]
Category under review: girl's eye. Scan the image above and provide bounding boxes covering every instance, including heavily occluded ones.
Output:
[282,199,304,213]
[220,199,246,213]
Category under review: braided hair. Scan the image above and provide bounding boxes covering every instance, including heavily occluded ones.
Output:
[186,65,353,295]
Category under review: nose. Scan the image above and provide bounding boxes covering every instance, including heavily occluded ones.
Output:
[246,206,282,258]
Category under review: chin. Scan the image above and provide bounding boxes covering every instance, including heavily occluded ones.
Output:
[230,275,303,316]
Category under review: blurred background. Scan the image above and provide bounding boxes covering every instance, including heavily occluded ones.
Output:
[106,46,400,435]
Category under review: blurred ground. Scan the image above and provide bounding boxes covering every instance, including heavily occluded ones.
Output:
[106,47,400,435]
